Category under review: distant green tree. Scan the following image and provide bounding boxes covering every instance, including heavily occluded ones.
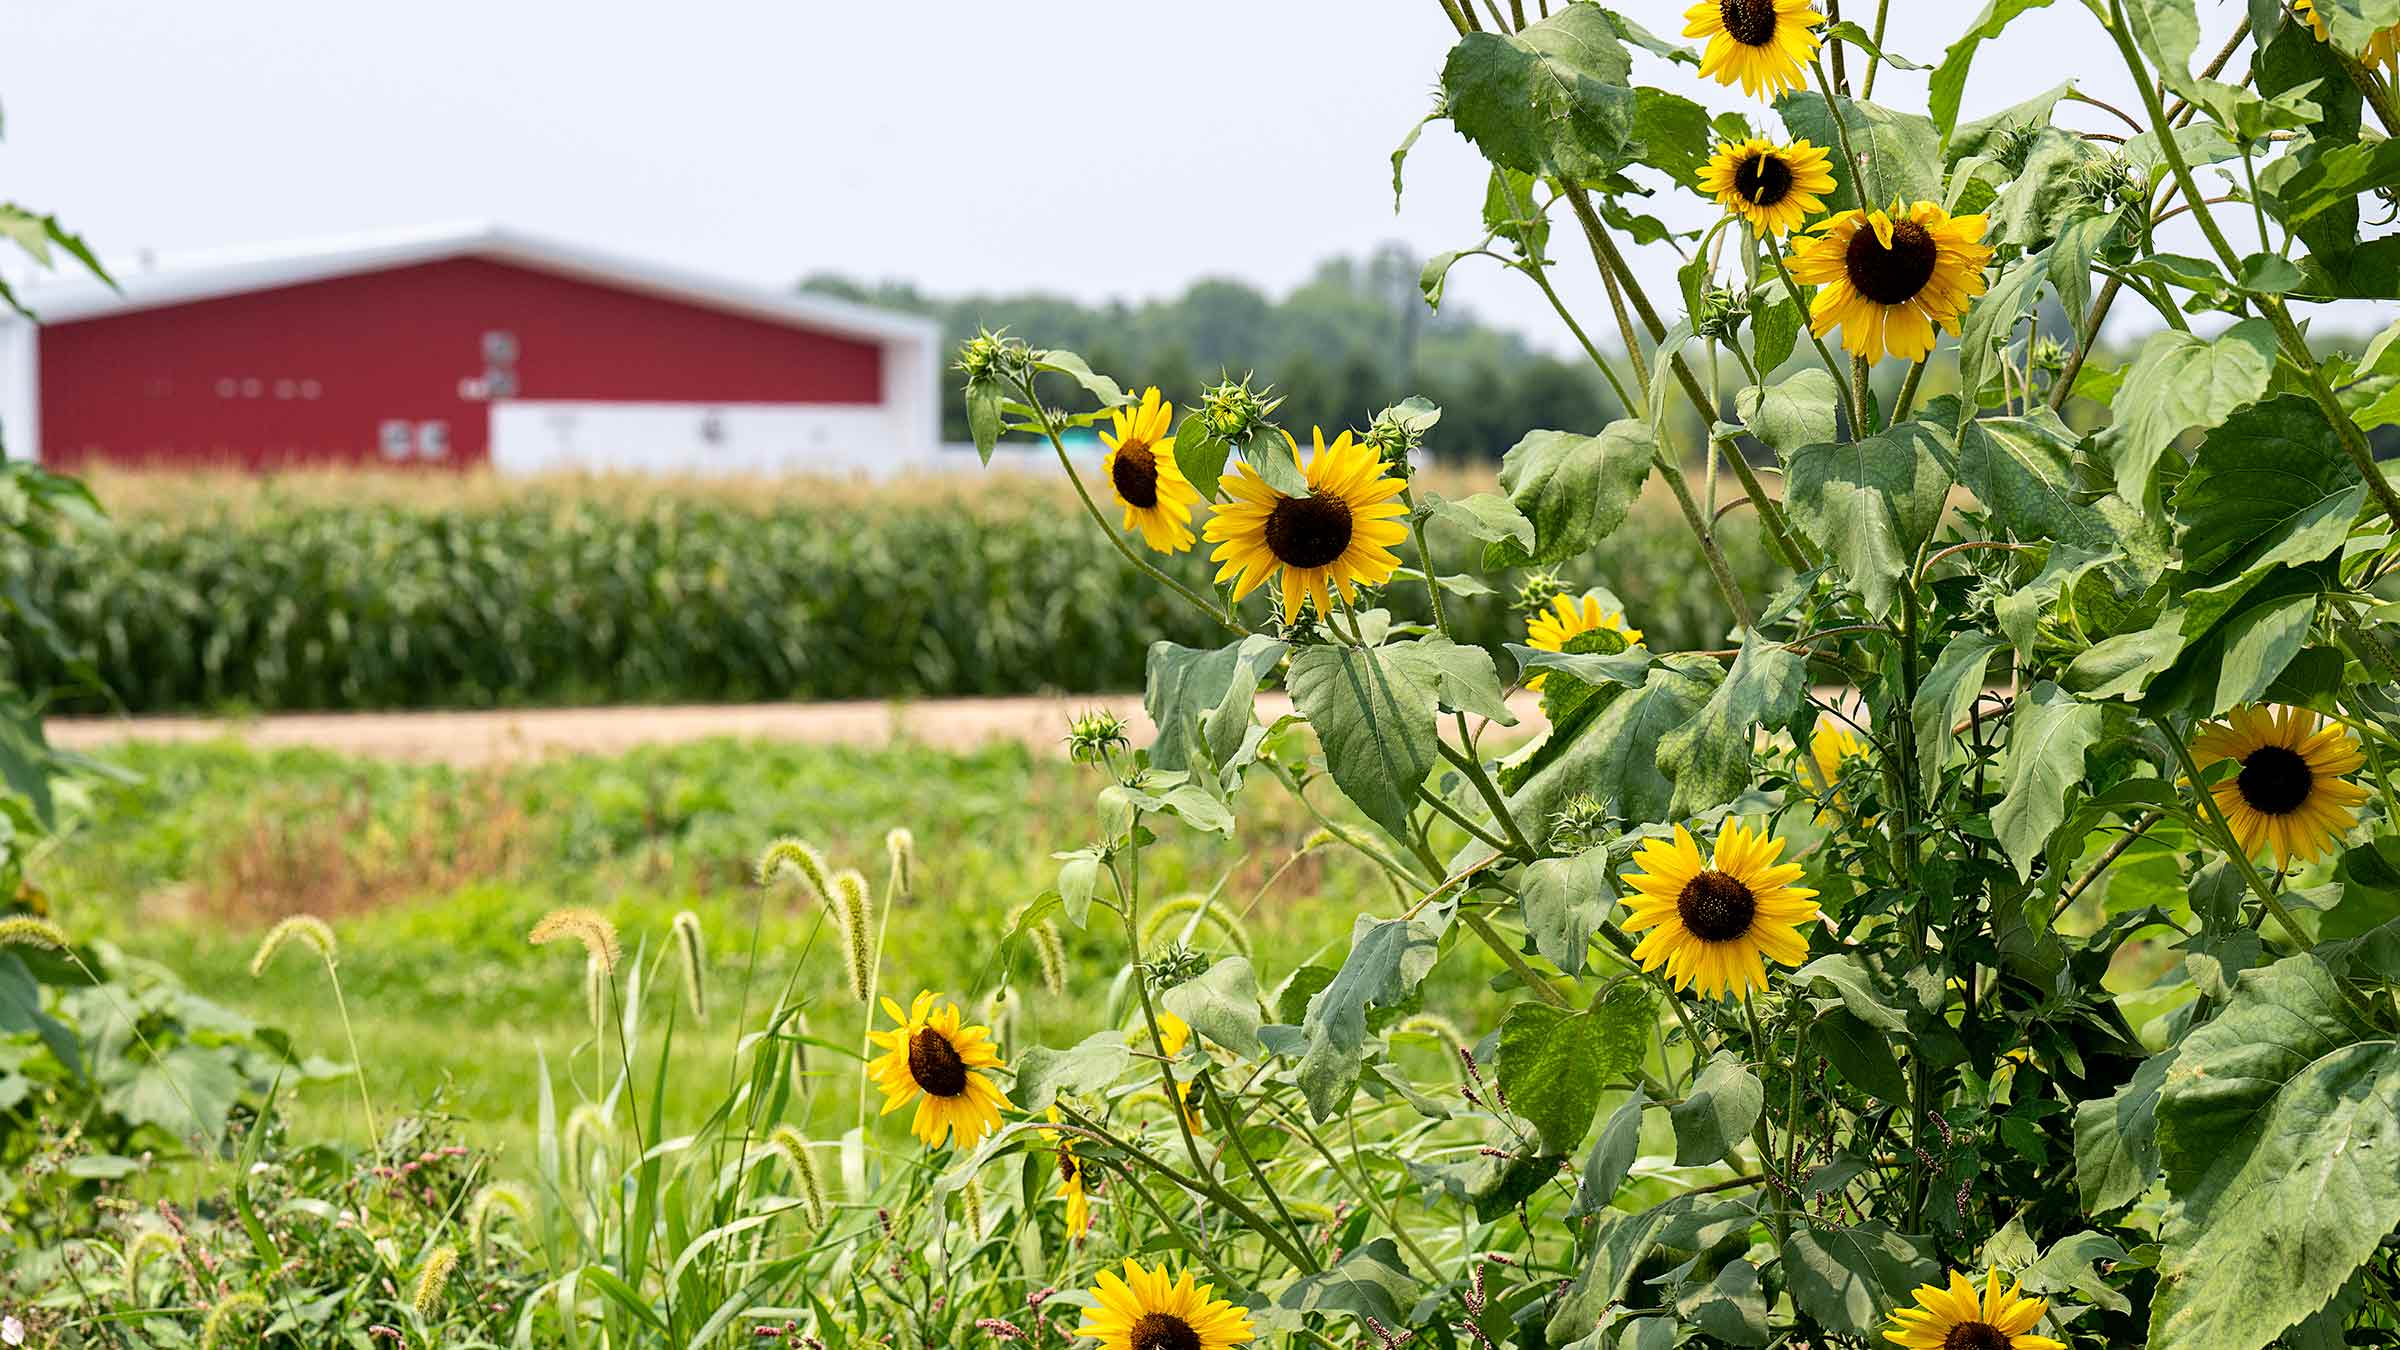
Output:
[798,246,1631,461]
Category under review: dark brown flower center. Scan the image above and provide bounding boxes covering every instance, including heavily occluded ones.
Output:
[907,1027,969,1098]
[1111,444,1161,510]
[1942,1322,2012,1350]
[1131,1313,1202,1350]
[1677,870,1758,942]
[1262,493,1354,570]
[2237,745,2314,816]
[1845,218,1941,306]
[1058,1148,1082,1186]
[1719,0,1778,45]
[1734,152,1794,206]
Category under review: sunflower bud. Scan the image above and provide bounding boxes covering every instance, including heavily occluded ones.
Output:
[1549,791,1616,852]
[1362,397,1439,474]
[1065,709,1132,765]
[2069,150,2142,214]
[1693,286,1747,342]
[1513,570,1569,615]
[2028,335,2068,376]
[1993,122,2045,175]
[1198,376,1279,441]
[954,327,1028,382]
[1140,940,1212,992]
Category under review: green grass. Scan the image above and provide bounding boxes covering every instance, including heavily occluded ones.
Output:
[45,737,1397,1169]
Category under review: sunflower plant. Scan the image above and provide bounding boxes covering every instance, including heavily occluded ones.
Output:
[933,4,2400,1350]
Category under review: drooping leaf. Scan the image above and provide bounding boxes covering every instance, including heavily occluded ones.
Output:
[1669,1050,1763,1166]
[1010,1031,1134,1113]
[1161,956,1264,1060]
[1738,369,1840,458]
[1504,656,1719,830]
[1929,0,2062,145]
[1279,1238,1421,1324]
[1441,7,1639,182]
[1773,93,1942,215]
[2149,953,2400,1349]
[1913,633,2004,790]
[1954,250,2053,420]
[1498,984,1653,1153]
[1786,418,1957,617]
[2171,395,2366,584]
[1784,1224,1943,1338]
[2108,319,2277,502]
[1517,849,1617,977]
[1993,682,2106,879]
[1486,421,1658,568]
[1812,1008,1910,1103]
[1573,1090,1647,1218]
[1423,490,1536,554]
[1657,628,1809,817]
[1144,636,1290,774]
[1287,637,1514,843]
[1287,908,1454,1120]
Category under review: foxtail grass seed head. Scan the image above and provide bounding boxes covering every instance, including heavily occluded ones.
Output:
[886,827,916,896]
[0,915,70,954]
[247,913,337,976]
[467,1182,533,1260]
[1031,920,1068,996]
[123,1228,178,1303]
[756,836,835,899]
[1064,708,1133,765]
[412,1245,458,1318]
[1395,1013,1470,1063]
[670,910,708,1022]
[1138,893,1255,957]
[528,908,620,973]
[832,869,875,1002]
[765,1125,832,1229]
[961,1175,987,1239]
[200,1292,266,1350]
[564,1102,613,1168]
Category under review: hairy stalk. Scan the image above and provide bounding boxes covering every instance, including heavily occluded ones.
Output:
[2162,727,2313,950]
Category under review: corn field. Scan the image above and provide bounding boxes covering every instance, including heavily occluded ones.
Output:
[3,472,1776,713]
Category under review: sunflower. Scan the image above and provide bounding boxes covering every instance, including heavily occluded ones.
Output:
[1884,1270,2064,1350]
[2188,704,2371,867]
[1699,138,1837,237]
[1619,820,1820,1000]
[1800,716,1871,824]
[1684,0,1824,99]
[865,990,1013,1148]
[1785,201,1994,364]
[1076,1259,1256,1350]
[1204,428,1411,620]
[1523,594,1644,691]
[1041,1107,1095,1240]
[2296,0,2400,70]
[1101,387,1205,555]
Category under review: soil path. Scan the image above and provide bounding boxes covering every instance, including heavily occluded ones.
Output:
[47,693,1549,766]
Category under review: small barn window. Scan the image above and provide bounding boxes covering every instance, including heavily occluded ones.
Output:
[415,421,450,460]
[300,380,322,399]
[379,420,412,459]
[240,378,262,398]
[215,378,237,398]
[274,380,297,400]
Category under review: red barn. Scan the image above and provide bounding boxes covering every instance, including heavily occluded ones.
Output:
[0,224,943,474]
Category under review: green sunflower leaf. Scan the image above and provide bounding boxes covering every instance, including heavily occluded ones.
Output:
[1497,984,1652,1154]
[2149,952,2400,1349]
[1993,682,2107,880]
[2106,318,2277,504]
[1669,1050,1763,1167]
[1771,92,1941,215]
[1440,5,1639,183]
[1657,628,1809,818]
[1485,421,1657,569]
[1782,1223,1943,1339]
[1929,0,2062,147]
[1786,417,1957,619]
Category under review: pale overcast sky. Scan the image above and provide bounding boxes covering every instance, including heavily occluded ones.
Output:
[4,0,2369,355]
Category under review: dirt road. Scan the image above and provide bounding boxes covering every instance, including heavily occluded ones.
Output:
[45,692,1548,766]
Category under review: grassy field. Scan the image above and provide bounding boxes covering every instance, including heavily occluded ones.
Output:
[46,735,1414,1170]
